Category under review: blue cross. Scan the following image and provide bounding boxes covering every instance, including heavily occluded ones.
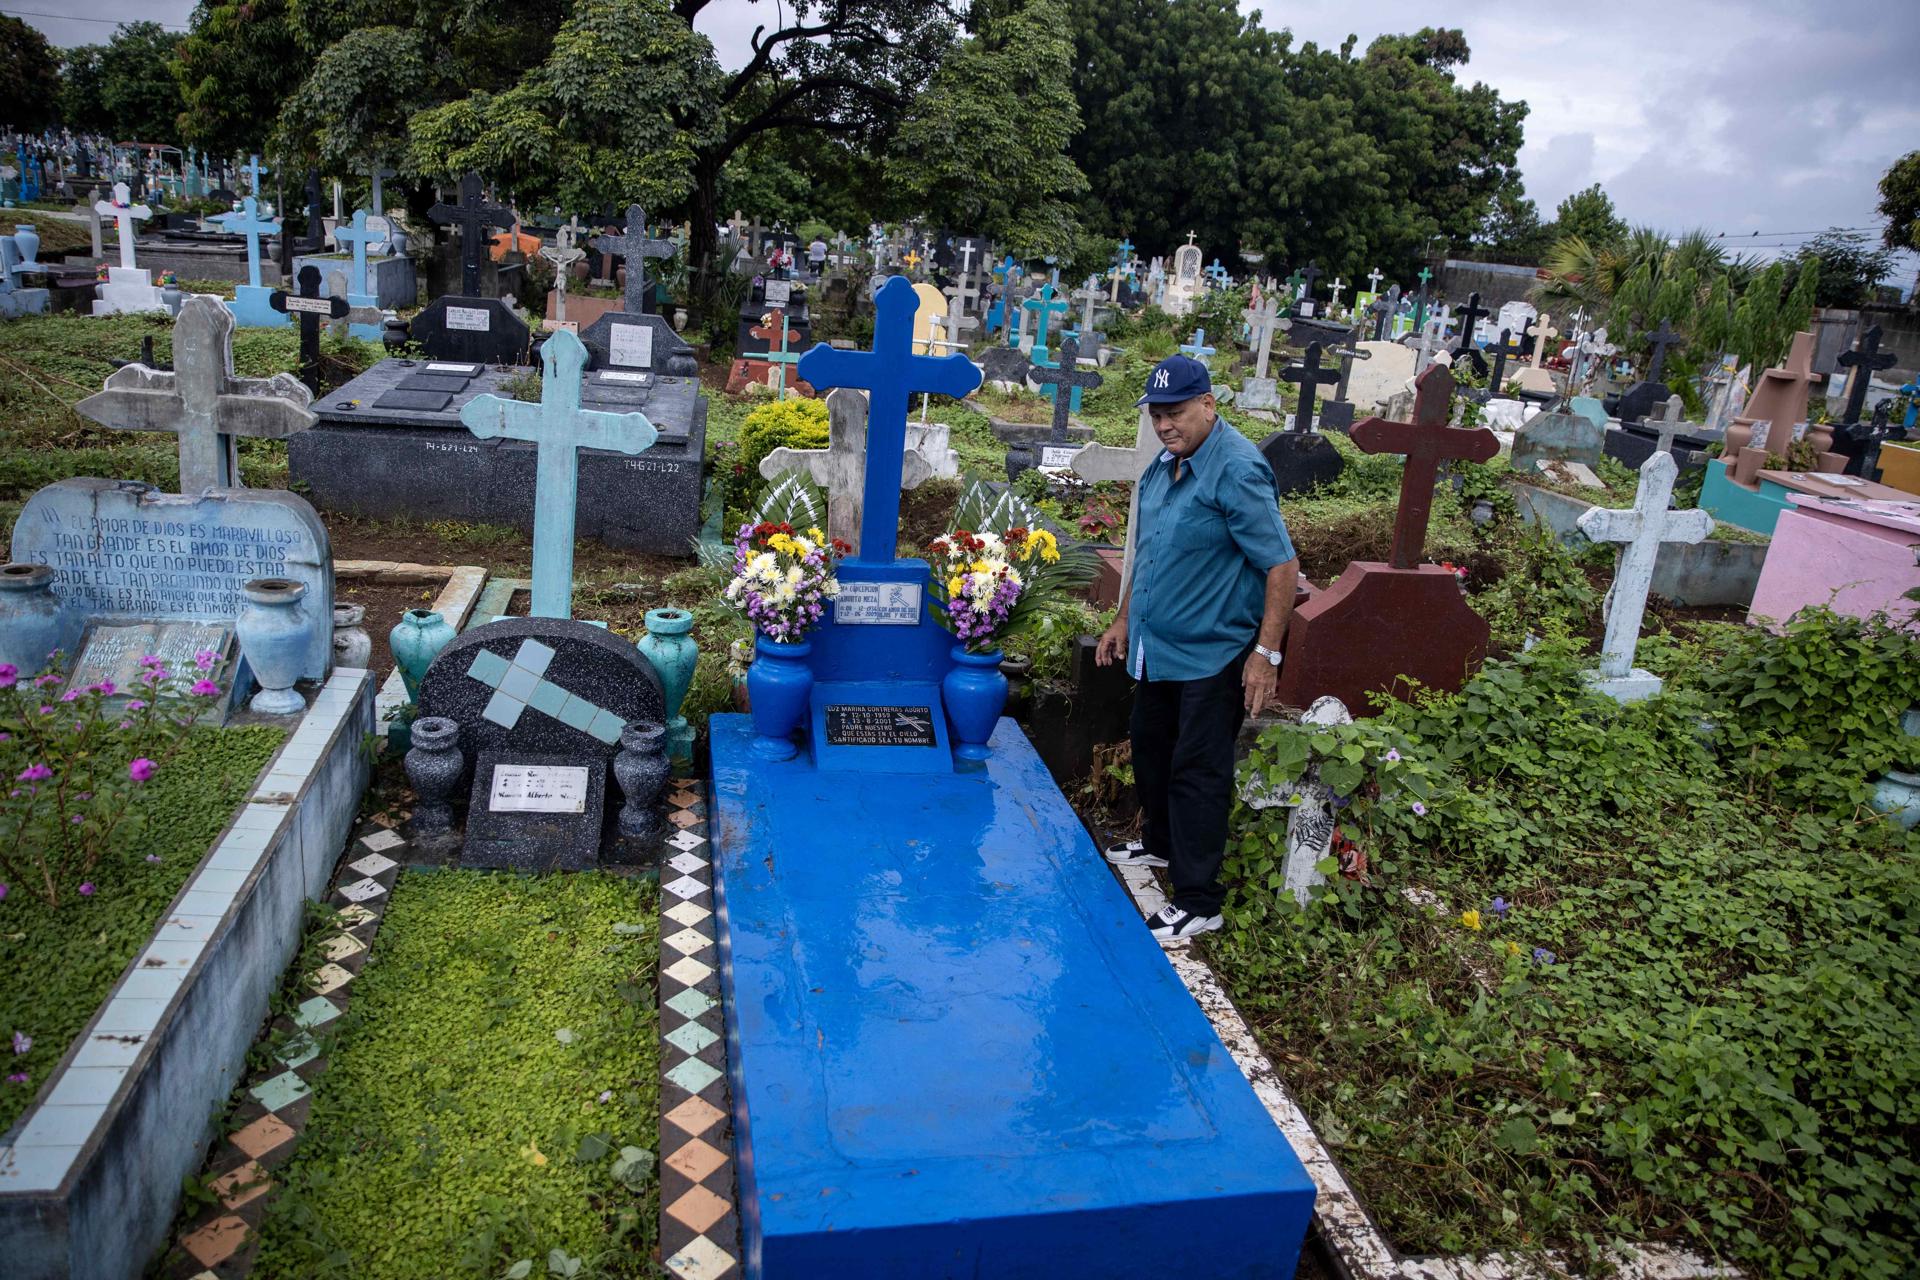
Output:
[467,639,626,744]
[330,209,383,296]
[241,154,269,196]
[1114,237,1135,266]
[1205,259,1232,287]
[797,275,982,563]
[213,197,280,288]
[1181,329,1217,360]
[1022,283,1069,359]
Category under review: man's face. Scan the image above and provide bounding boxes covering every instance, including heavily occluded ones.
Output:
[1148,394,1217,457]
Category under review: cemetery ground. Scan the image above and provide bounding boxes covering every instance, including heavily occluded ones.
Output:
[2,300,1916,1280]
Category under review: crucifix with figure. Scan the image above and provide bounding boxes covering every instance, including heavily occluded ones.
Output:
[539,223,587,326]
[797,276,982,562]
[593,204,675,316]
[1276,364,1501,713]
[430,173,513,296]
[460,329,658,619]
[76,295,316,493]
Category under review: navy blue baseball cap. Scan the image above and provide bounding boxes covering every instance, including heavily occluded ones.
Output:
[1136,354,1212,405]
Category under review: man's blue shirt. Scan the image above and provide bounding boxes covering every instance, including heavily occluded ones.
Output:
[1128,418,1297,681]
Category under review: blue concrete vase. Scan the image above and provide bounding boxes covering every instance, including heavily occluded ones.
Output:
[391,608,456,703]
[13,224,38,264]
[748,635,813,761]
[237,577,310,715]
[1869,769,1920,831]
[0,562,76,676]
[943,645,1007,761]
[638,608,698,765]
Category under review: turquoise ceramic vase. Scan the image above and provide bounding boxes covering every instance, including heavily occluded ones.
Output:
[638,608,698,765]
[747,635,813,761]
[942,645,1007,761]
[391,608,457,702]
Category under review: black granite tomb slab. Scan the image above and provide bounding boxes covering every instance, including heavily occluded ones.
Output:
[372,389,454,412]
[1319,400,1356,432]
[1612,379,1673,425]
[410,295,531,365]
[579,311,699,377]
[1602,424,1713,473]
[1260,429,1347,496]
[461,751,608,872]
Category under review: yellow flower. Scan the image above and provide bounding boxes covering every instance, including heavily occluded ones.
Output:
[807,526,825,544]
[948,575,965,597]
[522,1137,548,1167]
[1505,940,1522,957]
[1460,909,1481,932]
[767,533,796,555]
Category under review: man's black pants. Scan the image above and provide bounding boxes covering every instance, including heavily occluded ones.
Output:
[1131,648,1248,917]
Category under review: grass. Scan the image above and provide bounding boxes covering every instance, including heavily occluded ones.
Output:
[0,725,285,1133]
[251,869,661,1279]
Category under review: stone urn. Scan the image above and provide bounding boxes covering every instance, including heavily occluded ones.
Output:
[332,603,372,669]
[613,721,671,842]
[0,562,77,676]
[237,577,310,714]
[637,608,698,764]
[391,608,456,702]
[404,716,464,833]
[13,224,38,265]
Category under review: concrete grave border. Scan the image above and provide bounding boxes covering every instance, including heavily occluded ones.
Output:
[0,669,376,1280]
[1510,482,1767,609]
[1110,860,1741,1280]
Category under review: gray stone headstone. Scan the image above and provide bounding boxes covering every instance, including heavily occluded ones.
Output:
[1510,410,1606,472]
[10,478,333,681]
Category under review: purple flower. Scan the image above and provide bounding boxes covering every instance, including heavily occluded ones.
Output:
[59,689,79,703]
[16,764,51,783]
[69,814,83,824]
[145,854,161,864]
[189,679,219,697]
[1533,948,1555,965]
[6,1073,27,1084]
[1411,801,1427,816]
[78,882,95,897]
[0,883,6,899]
[125,700,146,712]
[37,705,53,715]
[1385,748,1400,762]
[11,1031,29,1055]
[1490,896,1510,918]
[194,649,217,671]
[139,653,163,667]
[0,732,9,741]
[118,721,132,730]
[93,680,115,696]
[139,669,164,685]
[0,663,15,688]
[127,757,156,783]
[33,673,59,688]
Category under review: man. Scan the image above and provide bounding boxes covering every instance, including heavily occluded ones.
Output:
[1096,354,1300,943]
[807,235,829,274]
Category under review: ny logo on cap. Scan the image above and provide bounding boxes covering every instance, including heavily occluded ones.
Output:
[1153,369,1170,388]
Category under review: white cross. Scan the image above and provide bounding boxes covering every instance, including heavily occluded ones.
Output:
[1533,313,1557,368]
[95,182,150,271]
[1243,296,1284,380]
[1329,277,1345,311]
[1366,267,1383,294]
[759,387,934,555]
[539,224,586,323]
[1576,451,1713,692]
[1067,406,1159,600]
[1073,275,1104,335]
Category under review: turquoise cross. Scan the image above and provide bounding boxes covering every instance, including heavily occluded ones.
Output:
[1181,329,1217,360]
[1022,283,1069,359]
[213,196,279,288]
[460,329,658,619]
[467,638,626,744]
[330,209,383,297]
[756,309,803,399]
[242,154,269,196]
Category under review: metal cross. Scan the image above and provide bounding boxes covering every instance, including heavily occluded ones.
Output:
[1644,318,1684,383]
[75,295,315,493]
[1298,261,1323,300]
[591,204,675,316]
[1029,336,1103,431]
[795,276,982,563]
[1282,342,1340,434]
[429,173,514,296]
[1351,365,1500,569]
[270,264,350,393]
[460,329,658,618]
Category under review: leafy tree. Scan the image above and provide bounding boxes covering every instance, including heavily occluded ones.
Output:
[175,0,306,158]
[61,23,188,142]
[1550,183,1627,249]
[1876,150,1920,253]
[1476,182,1552,263]
[1,15,62,132]
[407,0,722,214]
[886,0,1087,256]
[1793,228,1895,308]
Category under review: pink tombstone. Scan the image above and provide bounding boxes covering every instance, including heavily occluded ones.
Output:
[1725,332,1844,486]
[1748,493,1920,630]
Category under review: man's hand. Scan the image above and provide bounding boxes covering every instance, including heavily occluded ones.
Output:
[1243,650,1278,717]
[1095,617,1128,668]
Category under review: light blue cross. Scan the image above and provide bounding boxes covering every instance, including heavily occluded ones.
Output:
[468,639,626,744]
[331,209,382,296]
[1205,259,1232,288]
[242,154,269,197]
[214,196,280,288]
[1181,329,1217,360]
[460,329,658,619]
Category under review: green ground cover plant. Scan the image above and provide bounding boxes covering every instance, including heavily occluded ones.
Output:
[252,869,662,1279]
[1213,612,1920,1278]
[0,724,284,1132]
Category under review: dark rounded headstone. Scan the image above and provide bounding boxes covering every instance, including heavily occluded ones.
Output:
[1259,430,1346,497]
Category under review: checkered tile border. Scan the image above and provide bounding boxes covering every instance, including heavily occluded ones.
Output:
[158,827,407,1280]
[657,779,744,1279]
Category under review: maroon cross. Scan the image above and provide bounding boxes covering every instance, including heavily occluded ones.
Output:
[1351,364,1499,569]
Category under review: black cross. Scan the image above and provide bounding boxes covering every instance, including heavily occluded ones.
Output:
[1451,292,1489,357]
[429,173,514,296]
[1837,324,1897,426]
[591,204,676,316]
[1517,313,1537,356]
[1488,328,1524,391]
[270,264,349,394]
[1027,337,1104,443]
[1282,342,1340,434]
[1644,318,1684,383]
[1297,262,1324,301]
[303,169,327,254]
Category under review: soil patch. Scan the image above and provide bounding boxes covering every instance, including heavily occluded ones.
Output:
[333,578,436,674]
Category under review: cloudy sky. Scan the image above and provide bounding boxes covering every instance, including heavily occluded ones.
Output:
[17,0,1920,267]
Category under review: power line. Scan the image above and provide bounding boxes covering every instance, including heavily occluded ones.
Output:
[0,8,188,28]
[1712,224,1884,239]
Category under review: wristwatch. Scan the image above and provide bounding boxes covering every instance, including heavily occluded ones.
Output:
[1253,644,1283,666]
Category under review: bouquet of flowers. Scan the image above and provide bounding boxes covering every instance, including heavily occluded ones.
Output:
[724,521,848,643]
[925,526,1061,653]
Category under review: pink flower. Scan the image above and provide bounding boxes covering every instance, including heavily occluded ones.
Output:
[194,649,217,671]
[0,663,15,688]
[37,705,53,715]
[5,1073,26,1084]
[190,679,219,697]
[140,669,164,685]
[125,700,146,712]
[33,673,58,688]
[59,690,79,702]
[78,882,95,897]
[145,854,161,864]
[0,732,9,741]
[139,653,163,667]
[127,757,156,782]
[118,721,133,730]
[16,764,51,782]
[93,681,115,696]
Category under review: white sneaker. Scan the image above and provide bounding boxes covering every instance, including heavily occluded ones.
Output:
[1103,839,1167,868]
[1148,904,1222,944]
